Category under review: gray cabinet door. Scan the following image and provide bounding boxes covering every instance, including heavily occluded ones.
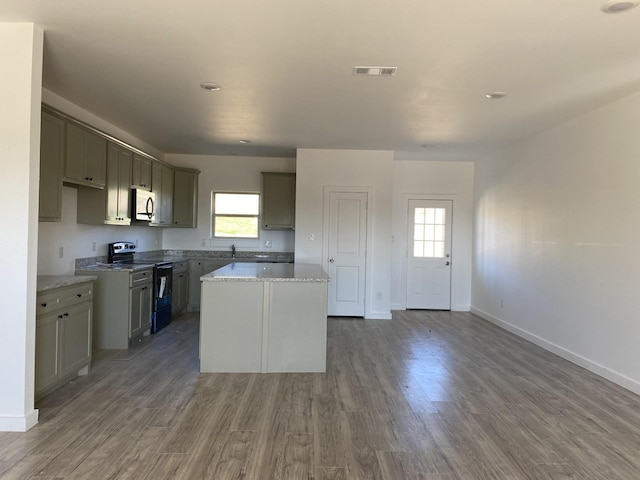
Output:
[151,162,174,226]
[130,282,152,339]
[172,271,189,315]
[173,169,198,227]
[85,130,107,186]
[105,143,132,224]
[60,302,92,378]
[132,154,152,190]
[35,313,61,394]
[39,112,64,222]
[262,172,295,230]
[161,166,174,225]
[65,123,106,188]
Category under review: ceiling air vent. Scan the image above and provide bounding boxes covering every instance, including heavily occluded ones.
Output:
[353,66,397,76]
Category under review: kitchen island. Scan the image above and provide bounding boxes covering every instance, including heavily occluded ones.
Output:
[200,262,329,373]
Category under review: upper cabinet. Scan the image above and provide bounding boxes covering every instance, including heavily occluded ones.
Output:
[39,104,200,228]
[39,111,65,222]
[262,172,296,230]
[151,161,174,226]
[173,169,199,228]
[77,142,132,226]
[64,123,106,189]
[105,143,132,224]
[131,153,152,190]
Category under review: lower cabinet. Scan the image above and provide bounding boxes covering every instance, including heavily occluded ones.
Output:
[187,259,229,312]
[172,261,189,316]
[76,268,153,349]
[35,281,93,401]
[130,281,152,339]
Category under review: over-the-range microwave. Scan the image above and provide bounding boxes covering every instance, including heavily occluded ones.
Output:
[131,188,155,221]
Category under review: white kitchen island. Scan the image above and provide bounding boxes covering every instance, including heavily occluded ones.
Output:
[199,262,330,373]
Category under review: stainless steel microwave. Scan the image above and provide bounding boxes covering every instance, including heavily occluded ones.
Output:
[131,188,155,221]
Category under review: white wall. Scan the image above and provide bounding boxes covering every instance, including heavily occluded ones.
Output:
[391,160,474,311]
[472,90,640,394]
[38,187,163,275]
[0,23,43,432]
[163,154,295,253]
[295,149,393,319]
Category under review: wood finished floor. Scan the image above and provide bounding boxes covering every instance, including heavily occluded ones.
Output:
[2,311,640,479]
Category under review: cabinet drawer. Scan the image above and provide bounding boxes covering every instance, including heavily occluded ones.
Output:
[131,269,153,286]
[37,291,63,316]
[173,261,188,273]
[61,283,93,309]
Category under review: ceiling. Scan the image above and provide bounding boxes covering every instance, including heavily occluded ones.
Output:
[3,1,640,159]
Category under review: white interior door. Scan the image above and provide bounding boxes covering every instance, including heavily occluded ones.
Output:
[326,191,367,316]
[406,199,452,310]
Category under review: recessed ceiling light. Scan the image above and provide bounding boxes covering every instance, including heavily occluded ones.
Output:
[601,0,639,12]
[485,92,508,99]
[238,139,252,144]
[200,82,221,91]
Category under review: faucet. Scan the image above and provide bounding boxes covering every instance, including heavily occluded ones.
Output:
[231,244,236,258]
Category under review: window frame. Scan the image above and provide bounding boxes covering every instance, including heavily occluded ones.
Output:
[211,191,261,239]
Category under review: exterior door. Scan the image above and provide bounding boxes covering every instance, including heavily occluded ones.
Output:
[326,191,367,316]
[406,199,452,310]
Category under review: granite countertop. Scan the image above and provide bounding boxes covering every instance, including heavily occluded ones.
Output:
[201,262,329,282]
[37,275,98,293]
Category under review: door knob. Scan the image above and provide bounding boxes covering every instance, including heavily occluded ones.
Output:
[445,261,450,266]
[329,258,335,263]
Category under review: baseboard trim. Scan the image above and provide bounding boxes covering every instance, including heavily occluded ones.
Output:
[365,312,393,320]
[470,306,640,396]
[0,409,39,432]
[452,304,470,312]
[389,304,470,312]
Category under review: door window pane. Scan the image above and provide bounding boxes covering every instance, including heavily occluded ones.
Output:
[412,207,446,258]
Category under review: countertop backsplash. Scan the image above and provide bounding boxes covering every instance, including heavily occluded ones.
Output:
[75,250,294,269]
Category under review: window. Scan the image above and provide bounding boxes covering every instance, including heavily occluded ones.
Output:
[212,192,260,238]
[413,207,446,258]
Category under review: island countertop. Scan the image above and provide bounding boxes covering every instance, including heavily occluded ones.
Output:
[201,262,329,282]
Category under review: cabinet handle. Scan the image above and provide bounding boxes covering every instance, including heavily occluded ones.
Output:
[58,314,64,319]
[77,293,82,297]
[41,302,47,307]
[64,312,69,317]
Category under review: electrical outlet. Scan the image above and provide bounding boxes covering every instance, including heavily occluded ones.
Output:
[202,239,206,247]
[58,246,64,259]
[500,299,504,308]
[309,233,315,241]
[92,241,96,252]
[376,291,383,301]
[264,240,273,248]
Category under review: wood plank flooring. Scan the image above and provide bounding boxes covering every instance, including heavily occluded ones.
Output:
[2,310,640,479]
